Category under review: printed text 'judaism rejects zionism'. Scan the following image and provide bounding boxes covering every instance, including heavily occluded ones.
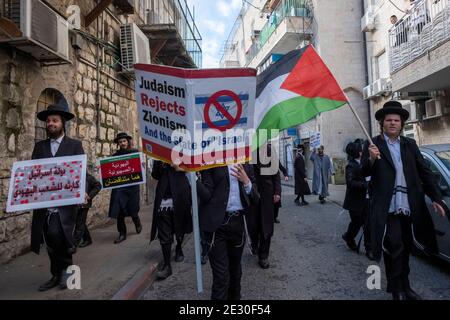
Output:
[139,77,186,115]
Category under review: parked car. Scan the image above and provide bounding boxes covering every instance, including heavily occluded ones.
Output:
[418,144,450,263]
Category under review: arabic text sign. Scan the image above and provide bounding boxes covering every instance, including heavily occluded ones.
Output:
[310,132,321,150]
[6,155,87,213]
[98,152,146,189]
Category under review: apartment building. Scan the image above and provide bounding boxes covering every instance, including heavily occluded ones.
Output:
[220,0,369,181]
[362,0,450,144]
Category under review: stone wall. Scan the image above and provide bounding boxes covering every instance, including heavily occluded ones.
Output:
[0,2,145,264]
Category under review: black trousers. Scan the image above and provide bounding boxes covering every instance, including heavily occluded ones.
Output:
[43,213,73,277]
[73,207,92,245]
[204,214,246,300]
[157,207,183,245]
[383,213,413,293]
[117,212,141,235]
[345,200,371,250]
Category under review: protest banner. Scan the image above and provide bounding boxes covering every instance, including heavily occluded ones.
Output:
[134,64,257,171]
[310,132,322,150]
[98,152,146,189]
[6,154,87,213]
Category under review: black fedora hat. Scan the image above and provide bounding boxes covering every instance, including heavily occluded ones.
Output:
[37,103,75,121]
[375,101,409,121]
[114,132,132,144]
[345,141,362,159]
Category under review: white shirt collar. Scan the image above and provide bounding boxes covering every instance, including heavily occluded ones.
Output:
[51,134,65,144]
[383,133,400,145]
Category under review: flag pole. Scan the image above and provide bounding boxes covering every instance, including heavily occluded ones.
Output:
[343,93,374,146]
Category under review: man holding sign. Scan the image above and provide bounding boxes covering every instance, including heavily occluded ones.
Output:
[30,104,85,291]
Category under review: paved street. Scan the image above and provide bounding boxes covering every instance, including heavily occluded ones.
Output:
[143,184,450,300]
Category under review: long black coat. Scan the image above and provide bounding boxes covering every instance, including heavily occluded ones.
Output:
[31,136,85,254]
[108,148,140,219]
[196,164,259,233]
[343,159,367,212]
[150,161,193,242]
[294,155,311,196]
[81,173,101,209]
[361,135,443,260]
[251,163,281,239]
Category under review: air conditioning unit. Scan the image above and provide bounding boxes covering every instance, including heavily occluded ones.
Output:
[363,84,373,100]
[392,91,431,101]
[361,6,376,32]
[404,102,418,123]
[423,97,447,120]
[120,23,151,72]
[0,0,69,62]
[371,78,391,96]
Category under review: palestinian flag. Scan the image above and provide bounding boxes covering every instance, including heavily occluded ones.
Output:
[254,45,348,147]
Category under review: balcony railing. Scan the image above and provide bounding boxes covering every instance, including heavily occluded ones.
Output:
[245,0,313,66]
[146,0,202,67]
[388,0,450,73]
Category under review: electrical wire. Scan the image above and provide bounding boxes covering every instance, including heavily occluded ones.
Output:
[388,0,408,13]
[242,0,261,11]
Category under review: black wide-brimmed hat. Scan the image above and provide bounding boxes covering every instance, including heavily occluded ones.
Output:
[345,140,363,159]
[37,103,75,121]
[375,101,409,121]
[114,132,132,144]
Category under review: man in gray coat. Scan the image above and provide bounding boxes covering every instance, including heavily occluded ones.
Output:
[310,145,335,204]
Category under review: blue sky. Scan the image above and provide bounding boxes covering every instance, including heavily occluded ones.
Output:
[186,0,243,68]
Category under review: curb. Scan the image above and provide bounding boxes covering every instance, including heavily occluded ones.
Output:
[111,262,158,300]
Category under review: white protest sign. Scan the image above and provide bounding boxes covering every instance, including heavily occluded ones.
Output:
[134,64,256,171]
[310,132,321,150]
[6,155,87,212]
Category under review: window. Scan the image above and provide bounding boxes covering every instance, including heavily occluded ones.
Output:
[373,51,389,80]
[423,154,450,196]
[35,88,68,143]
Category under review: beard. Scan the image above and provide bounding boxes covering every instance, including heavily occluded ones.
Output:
[46,126,64,139]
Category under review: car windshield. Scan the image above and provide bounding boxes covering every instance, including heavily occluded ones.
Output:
[436,150,450,172]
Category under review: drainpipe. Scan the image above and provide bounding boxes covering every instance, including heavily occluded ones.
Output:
[361,0,372,137]
[95,0,101,140]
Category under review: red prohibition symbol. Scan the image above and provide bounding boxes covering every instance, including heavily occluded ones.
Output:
[204,90,242,132]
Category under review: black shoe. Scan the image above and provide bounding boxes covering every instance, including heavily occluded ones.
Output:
[157,263,172,280]
[365,250,376,261]
[135,223,142,234]
[59,271,70,290]
[274,218,280,223]
[258,258,270,269]
[114,234,126,244]
[78,239,92,248]
[201,254,208,265]
[300,201,309,206]
[38,276,60,292]
[294,199,300,205]
[405,287,422,300]
[392,292,408,300]
[174,247,184,262]
[342,234,357,251]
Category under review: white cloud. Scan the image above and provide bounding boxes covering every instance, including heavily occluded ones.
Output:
[203,20,226,35]
[217,0,241,17]
[201,40,221,68]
